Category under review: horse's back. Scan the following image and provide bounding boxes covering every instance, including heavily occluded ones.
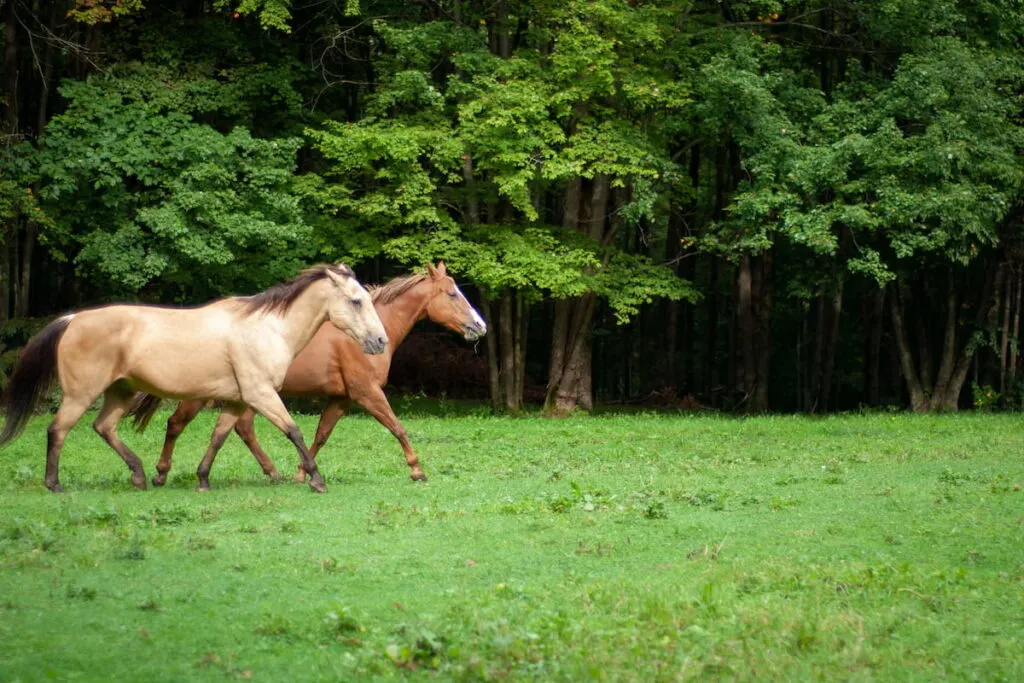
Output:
[60,304,241,400]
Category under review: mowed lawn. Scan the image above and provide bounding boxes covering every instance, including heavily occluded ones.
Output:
[0,407,1021,681]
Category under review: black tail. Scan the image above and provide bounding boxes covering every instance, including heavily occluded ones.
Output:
[0,316,73,445]
[126,393,163,434]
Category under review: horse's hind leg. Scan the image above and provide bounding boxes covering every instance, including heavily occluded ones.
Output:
[196,403,245,491]
[232,408,282,481]
[93,386,148,490]
[45,398,92,493]
[294,398,349,483]
[153,399,203,487]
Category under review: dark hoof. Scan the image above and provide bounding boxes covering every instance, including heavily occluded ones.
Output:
[411,472,428,483]
[46,483,65,494]
[307,473,327,494]
[132,477,148,491]
[268,471,284,482]
[152,475,166,487]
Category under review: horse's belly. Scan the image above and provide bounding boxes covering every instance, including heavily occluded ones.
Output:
[126,354,240,401]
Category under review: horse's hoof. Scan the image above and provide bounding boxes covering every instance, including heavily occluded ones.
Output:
[411,472,428,483]
[46,483,64,494]
[195,484,210,493]
[307,474,327,494]
[132,477,148,491]
[268,471,284,482]
[293,472,307,484]
[152,475,166,487]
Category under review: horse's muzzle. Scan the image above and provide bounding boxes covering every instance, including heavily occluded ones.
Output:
[363,335,388,355]
[463,322,487,341]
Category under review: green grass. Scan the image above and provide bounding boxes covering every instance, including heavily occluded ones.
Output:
[0,408,1022,681]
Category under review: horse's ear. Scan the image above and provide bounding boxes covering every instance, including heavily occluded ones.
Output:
[435,261,447,276]
[426,263,440,279]
[326,268,348,287]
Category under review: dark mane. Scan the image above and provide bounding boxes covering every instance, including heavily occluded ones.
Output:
[241,263,353,316]
[368,273,429,305]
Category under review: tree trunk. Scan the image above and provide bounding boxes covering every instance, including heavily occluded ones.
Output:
[807,295,825,411]
[544,176,610,413]
[3,2,19,135]
[818,276,844,412]
[706,257,720,406]
[735,254,755,406]
[1010,272,1022,383]
[890,283,929,412]
[14,221,35,318]
[512,291,527,410]
[935,261,1006,410]
[751,250,773,411]
[864,286,886,406]
[499,290,516,409]
[481,292,501,412]
[999,269,1012,394]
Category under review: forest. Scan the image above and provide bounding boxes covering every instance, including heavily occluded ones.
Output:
[2,0,1023,414]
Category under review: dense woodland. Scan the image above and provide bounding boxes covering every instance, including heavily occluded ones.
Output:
[1,0,1023,413]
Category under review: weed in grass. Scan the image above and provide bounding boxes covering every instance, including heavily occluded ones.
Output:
[65,584,97,601]
[319,558,356,574]
[770,495,799,511]
[114,541,146,561]
[322,603,365,640]
[254,613,295,639]
[184,536,216,551]
[136,504,196,526]
[386,626,452,671]
[278,515,299,533]
[137,598,161,612]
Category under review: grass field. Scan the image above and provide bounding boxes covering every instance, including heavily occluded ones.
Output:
[0,405,1022,681]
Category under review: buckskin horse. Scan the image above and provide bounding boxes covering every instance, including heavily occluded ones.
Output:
[0,264,388,493]
[129,262,486,484]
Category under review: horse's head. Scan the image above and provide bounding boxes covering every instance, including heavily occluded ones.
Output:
[422,262,487,341]
[325,266,389,355]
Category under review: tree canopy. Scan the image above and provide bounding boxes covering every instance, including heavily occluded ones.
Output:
[2,0,1022,412]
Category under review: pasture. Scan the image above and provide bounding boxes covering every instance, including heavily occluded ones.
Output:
[0,407,1021,681]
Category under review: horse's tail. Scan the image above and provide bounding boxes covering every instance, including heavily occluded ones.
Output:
[126,393,163,434]
[0,316,73,446]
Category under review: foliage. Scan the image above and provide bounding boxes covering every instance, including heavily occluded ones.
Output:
[36,67,310,298]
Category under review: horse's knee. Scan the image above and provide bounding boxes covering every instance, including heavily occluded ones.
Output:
[92,418,111,439]
[166,415,187,438]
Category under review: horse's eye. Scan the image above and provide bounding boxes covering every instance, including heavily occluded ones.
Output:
[351,299,362,308]
[448,292,458,299]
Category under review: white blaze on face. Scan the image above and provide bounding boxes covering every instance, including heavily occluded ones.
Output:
[456,285,487,331]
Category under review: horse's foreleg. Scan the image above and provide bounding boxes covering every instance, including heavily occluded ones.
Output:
[93,389,148,490]
[196,403,245,491]
[45,398,92,493]
[245,390,326,493]
[356,387,426,482]
[153,399,204,487]
[294,398,349,483]
[232,408,282,480]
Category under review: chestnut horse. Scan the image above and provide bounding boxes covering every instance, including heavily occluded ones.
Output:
[0,264,388,493]
[129,262,486,484]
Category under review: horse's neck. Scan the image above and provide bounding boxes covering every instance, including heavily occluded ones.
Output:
[277,281,331,353]
[376,285,431,350]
